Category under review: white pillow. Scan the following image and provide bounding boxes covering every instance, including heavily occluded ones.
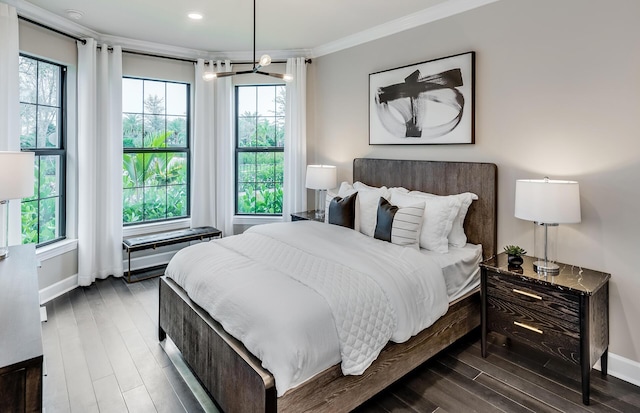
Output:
[374,197,424,250]
[392,192,460,253]
[356,186,390,237]
[408,191,478,247]
[388,186,410,196]
[353,181,375,190]
[354,181,409,195]
[448,193,477,247]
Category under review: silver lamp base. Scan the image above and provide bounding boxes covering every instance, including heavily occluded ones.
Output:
[533,260,559,275]
[0,200,8,260]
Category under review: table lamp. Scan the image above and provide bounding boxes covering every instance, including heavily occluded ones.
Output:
[514,177,581,274]
[0,151,35,260]
[305,165,337,220]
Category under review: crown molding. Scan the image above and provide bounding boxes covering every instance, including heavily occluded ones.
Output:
[99,33,212,61]
[311,0,501,58]
[4,0,100,40]
[5,0,310,62]
[6,0,496,62]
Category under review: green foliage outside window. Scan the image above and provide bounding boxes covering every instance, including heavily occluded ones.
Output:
[19,55,65,246]
[122,78,189,224]
[236,85,286,214]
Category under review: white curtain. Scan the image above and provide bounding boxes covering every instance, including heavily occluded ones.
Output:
[214,61,235,236]
[191,59,216,228]
[283,57,308,219]
[0,4,22,244]
[192,60,234,236]
[77,39,123,286]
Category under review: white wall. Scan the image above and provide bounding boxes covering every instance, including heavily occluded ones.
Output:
[309,0,640,364]
[122,53,194,83]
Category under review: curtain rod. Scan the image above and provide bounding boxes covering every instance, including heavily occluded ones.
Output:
[19,15,87,44]
[18,15,312,66]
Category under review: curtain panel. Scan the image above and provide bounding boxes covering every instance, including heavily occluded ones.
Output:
[0,4,22,244]
[192,60,234,236]
[214,61,235,237]
[191,59,216,229]
[77,39,123,286]
[283,57,308,219]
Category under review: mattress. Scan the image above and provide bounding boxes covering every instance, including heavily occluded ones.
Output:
[420,243,482,302]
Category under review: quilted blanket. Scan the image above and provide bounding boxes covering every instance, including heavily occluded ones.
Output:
[165,221,447,395]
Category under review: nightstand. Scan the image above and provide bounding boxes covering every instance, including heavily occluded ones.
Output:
[480,253,609,405]
[290,210,325,222]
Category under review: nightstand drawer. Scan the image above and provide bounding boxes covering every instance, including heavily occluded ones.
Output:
[487,296,580,364]
[486,273,579,324]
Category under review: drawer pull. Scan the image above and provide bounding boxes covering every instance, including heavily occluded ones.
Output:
[513,289,542,300]
[514,321,543,334]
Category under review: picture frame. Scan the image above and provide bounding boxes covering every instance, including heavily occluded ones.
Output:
[369,51,475,145]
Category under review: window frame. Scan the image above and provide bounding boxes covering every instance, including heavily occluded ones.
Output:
[234,84,285,216]
[19,53,67,248]
[122,76,191,226]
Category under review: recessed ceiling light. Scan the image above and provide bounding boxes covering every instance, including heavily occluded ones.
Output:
[65,9,83,20]
[188,12,203,20]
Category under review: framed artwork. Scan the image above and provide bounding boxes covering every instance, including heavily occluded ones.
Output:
[369,51,475,145]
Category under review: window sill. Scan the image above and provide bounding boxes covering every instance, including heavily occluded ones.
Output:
[36,238,78,262]
[122,218,191,238]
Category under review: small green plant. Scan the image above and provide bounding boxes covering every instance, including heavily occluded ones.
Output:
[503,245,527,256]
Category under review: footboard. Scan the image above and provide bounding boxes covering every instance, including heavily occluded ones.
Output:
[159,276,277,413]
[278,290,481,412]
[159,274,481,413]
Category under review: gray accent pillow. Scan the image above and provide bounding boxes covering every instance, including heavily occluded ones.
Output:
[328,192,358,229]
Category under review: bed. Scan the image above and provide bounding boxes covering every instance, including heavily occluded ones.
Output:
[158,158,497,413]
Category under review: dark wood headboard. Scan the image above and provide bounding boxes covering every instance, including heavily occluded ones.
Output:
[353,158,497,259]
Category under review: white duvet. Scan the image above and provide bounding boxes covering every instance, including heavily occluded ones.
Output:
[165,221,448,396]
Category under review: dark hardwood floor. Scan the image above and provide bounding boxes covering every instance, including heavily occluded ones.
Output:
[42,276,640,413]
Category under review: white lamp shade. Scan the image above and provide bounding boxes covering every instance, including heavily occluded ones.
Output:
[0,152,35,200]
[305,165,337,190]
[515,178,581,224]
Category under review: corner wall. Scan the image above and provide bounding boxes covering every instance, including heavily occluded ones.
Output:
[309,0,640,366]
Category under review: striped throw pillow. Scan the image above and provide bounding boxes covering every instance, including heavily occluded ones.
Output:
[374,197,424,250]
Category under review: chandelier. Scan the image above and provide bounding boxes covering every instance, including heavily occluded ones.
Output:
[203,0,292,81]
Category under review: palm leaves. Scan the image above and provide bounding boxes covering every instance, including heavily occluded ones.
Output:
[123,131,187,223]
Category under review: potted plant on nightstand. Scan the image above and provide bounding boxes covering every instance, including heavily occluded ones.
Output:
[503,245,527,267]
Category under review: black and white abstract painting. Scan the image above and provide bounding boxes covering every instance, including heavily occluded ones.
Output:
[369,52,475,145]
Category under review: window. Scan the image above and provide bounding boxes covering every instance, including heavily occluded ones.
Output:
[235,85,285,215]
[122,78,190,224]
[19,55,66,246]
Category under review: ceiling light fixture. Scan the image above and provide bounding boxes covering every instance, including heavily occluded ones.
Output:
[202,0,292,82]
[188,12,203,20]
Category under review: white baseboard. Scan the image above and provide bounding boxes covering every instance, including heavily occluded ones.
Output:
[594,352,640,387]
[39,273,78,305]
[38,250,175,305]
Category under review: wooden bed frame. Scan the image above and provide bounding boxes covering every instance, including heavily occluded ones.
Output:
[159,158,497,412]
